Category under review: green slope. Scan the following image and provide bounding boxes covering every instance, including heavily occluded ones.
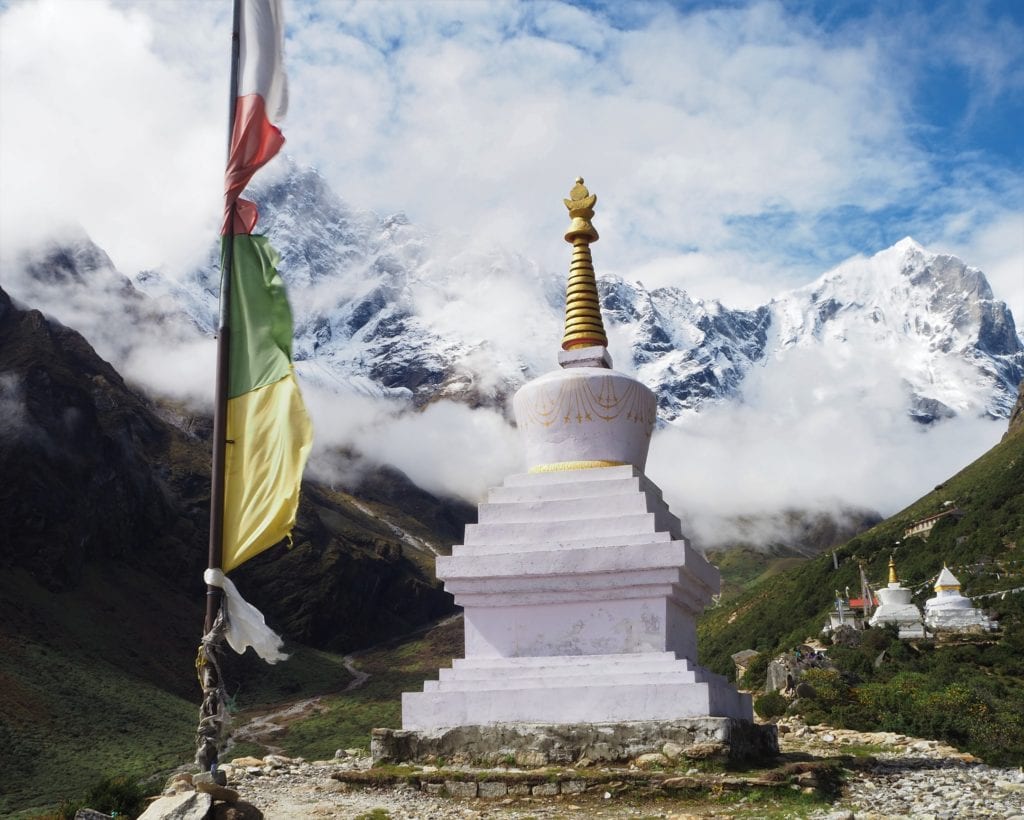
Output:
[698,419,1024,761]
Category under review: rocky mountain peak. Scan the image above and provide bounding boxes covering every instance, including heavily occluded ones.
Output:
[8,160,1019,427]
[20,234,116,286]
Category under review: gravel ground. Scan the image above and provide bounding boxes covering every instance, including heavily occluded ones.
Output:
[198,721,1024,820]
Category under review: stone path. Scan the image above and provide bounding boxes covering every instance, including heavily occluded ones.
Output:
[180,719,1024,819]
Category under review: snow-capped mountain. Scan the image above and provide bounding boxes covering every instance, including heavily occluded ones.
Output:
[9,161,1023,427]
[771,238,1023,422]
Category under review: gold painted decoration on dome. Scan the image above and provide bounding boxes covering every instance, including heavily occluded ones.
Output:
[528,459,626,474]
[518,376,655,435]
[888,556,899,585]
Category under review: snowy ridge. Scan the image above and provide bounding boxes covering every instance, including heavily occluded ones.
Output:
[10,161,1022,426]
[771,238,1023,421]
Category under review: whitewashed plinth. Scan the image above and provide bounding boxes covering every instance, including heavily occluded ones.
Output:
[402,465,753,729]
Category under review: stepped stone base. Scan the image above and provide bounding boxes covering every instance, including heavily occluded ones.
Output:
[372,719,778,766]
[403,652,752,728]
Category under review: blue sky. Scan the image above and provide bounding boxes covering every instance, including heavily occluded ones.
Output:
[1,0,1021,317]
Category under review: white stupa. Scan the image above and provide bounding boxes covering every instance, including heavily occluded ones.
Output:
[868,557,926,639]
[924,565,996,633]
[398,179,753,750]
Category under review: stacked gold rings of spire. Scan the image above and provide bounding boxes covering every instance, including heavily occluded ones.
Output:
[561,177,609,351]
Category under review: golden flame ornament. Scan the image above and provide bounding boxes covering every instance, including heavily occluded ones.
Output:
[561,177,608,351]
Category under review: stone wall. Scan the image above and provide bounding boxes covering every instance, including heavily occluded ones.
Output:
[372,719,778,766]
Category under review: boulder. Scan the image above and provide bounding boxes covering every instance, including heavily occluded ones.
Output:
[137,791,213,820]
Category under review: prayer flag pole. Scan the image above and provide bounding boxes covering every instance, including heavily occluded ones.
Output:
[195,0,242,775]
[195,0,310,772]
[208,0,241,637]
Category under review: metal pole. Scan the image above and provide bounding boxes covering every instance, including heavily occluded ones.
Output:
[206,0,242,634]
[196,0,242,774]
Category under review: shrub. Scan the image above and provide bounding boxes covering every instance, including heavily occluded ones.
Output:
[754,691,788,719]
[81,775,150,818]
[739,652,769,690]
[800,668,849,708]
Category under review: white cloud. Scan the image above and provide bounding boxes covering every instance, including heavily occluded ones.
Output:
[2,0,1019,307]
[303,385,519,502]
[646,342,1006,546]
[0,0,224,274]
[1,0,1020,540]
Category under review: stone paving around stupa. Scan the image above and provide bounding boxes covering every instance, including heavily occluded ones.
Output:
[145,716,1024,819]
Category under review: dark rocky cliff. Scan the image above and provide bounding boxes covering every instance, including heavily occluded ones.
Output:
[0,284,464,661]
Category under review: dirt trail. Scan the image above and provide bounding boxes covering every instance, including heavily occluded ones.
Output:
[229,696,327,756]
[230,612,462,755]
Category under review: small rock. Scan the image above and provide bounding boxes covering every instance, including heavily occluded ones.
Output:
[74,811,113,820]
[635,752,669,769]
[507,783,531,796]
[561,780,586,794]
[262,754,291,768]
[682,742,726,760]
[821,733,836,742]
[211,801,264,820]
[163,772,194,795]
[194,772,240,803]
[423,783,444,795]
[662,777,699,790]
[230,757,263,767]
[531,782,559,796]
[997,781,1024,794]
[662,741,684,760]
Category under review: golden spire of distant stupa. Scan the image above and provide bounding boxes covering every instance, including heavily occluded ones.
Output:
[561,177,608,351]
[888,555,899,585]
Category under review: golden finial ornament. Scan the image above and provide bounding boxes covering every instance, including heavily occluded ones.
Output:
[888,555,898,585]
[560,177,608,351]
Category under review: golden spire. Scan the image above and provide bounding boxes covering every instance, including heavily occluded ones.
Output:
[888,555,898,585]
[561,177,608,351]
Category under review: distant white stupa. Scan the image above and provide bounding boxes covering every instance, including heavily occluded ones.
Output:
[924,566,996,633]
[868,557,926,639]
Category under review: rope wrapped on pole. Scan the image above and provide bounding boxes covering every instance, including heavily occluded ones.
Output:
[195,608,230,772]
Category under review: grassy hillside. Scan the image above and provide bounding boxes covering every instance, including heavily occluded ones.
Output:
[699,420,1024,670]
[699,418,1024,762]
